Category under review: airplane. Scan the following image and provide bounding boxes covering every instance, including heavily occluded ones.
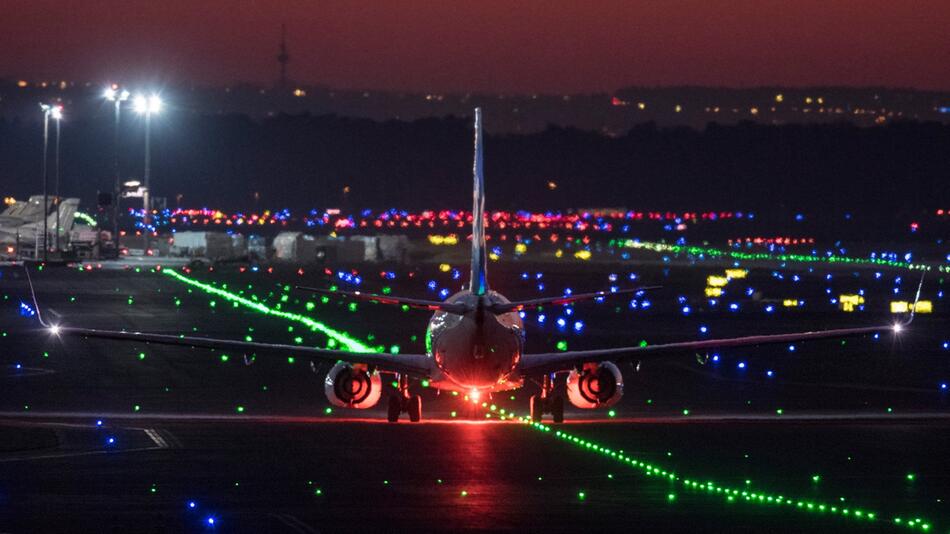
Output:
[0,195,52,228]
[28,108,919,423]
[1,198,80,256]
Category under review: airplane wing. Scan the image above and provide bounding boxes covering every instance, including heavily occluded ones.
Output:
[296,286,470,315]
[520,273,924,376]
[517,324,900,376]
[47,325,432,376]
[25,267,431,376]
[487,286,661,314]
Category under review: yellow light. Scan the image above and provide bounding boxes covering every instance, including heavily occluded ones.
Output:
[489,253,500,261]
[514,243,527,254]
[427,234,458,246]
[750,107,759,115]
[775,93,784,103]
[547,181,558,190]
[725,269,748,279]
[574,250,592,261]
[817,97,824,104]
[17,80,28,88]
[438,263,451,272]
[293,88,307,97]
[839,294,865,312]
[637,102,646,110]
[912,301,932,314]
[805,97,813,104]
[783,299,800,307]
[890,301,909,313]
[705,287,723,297]
[555,249,564,258]
[707,275,728,287]
[3,197,16,205]
[674,104,682,113]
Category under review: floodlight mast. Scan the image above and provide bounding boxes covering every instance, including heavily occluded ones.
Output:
[38,104,61,261]
[105,86,130,256]
[133,95,162,228]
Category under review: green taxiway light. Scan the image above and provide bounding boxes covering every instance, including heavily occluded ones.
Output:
[472,404,936,530]
[162,269,375,353]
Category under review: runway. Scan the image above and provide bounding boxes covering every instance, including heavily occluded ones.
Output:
[0,260,947,532]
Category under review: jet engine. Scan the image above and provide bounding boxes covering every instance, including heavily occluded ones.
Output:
[324,362,382,409]
[566,362,623,409]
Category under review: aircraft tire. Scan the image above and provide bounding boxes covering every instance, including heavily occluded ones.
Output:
[387,395,401,422]
[407,395,422,422]
[551,396,565,423]
[530,395,543,422]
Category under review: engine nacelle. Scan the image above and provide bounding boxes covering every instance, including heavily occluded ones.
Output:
[566,361,624,409]
[324,362,382,409]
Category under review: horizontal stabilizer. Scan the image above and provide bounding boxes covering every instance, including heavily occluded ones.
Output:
[296,286,471,315]
[487,286,660,314]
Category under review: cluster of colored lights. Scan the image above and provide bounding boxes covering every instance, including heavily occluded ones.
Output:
[727,236,815,247]
[129,207,292,229]
[621,240,935,272]
[301,208,754,232]
[129,207,758,233]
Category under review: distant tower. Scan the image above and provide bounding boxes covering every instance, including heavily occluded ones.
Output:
[277,23,290,89]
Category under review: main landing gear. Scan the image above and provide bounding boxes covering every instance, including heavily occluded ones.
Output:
[529,374,564,423]
[388,374,423,423]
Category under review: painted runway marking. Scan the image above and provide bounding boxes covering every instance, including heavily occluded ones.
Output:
[0,446,162,463]
[1,365,55,378]
[270,513,320,534]
[143,428,169,448]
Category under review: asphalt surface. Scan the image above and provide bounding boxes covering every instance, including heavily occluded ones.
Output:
[0,259,948,532]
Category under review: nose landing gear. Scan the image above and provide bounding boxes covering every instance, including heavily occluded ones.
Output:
[387,374,423,423]
[529,374,564,423]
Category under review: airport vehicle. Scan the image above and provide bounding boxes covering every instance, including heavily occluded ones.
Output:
[33,109,916,422]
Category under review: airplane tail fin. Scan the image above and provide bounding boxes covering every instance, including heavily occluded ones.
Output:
[470,108,488,296]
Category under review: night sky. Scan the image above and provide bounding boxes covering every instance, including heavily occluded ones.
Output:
[3,0,950,93]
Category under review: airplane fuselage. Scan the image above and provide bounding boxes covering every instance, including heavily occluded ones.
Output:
[426,290,525,393]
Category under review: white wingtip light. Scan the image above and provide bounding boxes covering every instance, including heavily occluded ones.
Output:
[49,325,61,336]
[893,323,903,333]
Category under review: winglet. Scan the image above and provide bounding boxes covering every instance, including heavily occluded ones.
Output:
[23,264,51,328]
[470,108,488,296]
[904,271,926,326]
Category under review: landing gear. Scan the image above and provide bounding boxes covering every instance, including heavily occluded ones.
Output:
[387,394,402,422]
[550,395,564,424]
[530,375,565,423]
[407,395,422,422]
[530,394,544,423]
[387,374,423,423]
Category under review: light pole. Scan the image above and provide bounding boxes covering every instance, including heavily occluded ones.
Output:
[105,87,130,256]
[133,94,162,228]
[38,103,61,261]
[52,105,62,252]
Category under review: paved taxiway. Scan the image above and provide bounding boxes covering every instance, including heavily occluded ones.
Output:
[0,261,947,532]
